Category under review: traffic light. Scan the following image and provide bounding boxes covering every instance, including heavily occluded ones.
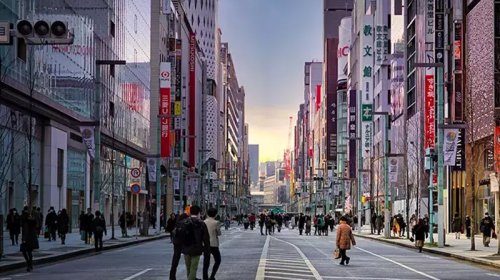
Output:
[16,20,73,45]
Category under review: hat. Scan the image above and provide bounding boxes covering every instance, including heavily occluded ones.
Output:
[485,212,489,215]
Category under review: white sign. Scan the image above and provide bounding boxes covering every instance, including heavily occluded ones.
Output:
[172,169,180,191]
[389,158,399,183]
[443,129,459,166]
[160,62,171,88]
[338,17,351,81]
[79,126,95,159]
[0,22,10,44]
[375,24,389,65]
[130,167,141,178]
[360,15,374,158]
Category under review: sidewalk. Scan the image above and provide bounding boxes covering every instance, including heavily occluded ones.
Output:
[354,225,500,268]
[1,226,168,272]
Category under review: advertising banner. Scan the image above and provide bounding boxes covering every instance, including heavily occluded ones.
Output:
[338,17,351,81]
[79,126,95,159]
[424,75,435,149]
[160,62,171,157]
[375,24,389,65]
[443,129,459,166]
[495,126,500,173]
[389,158,398,183]
[147,158,156,182]
[349,90,357,178]
[171,169,180,192]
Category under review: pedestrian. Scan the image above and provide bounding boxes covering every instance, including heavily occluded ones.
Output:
[92,210,107,252]
[336,216,356,265]
[451,213,461,239]
[410,214,417,239]
[203,208,222,280]
[414,218,427,253]
[465,215,471,239]
[276,214,283,233]
[79,210,86,240]
[84,208,94,244]
[45,207,57,241]
[119,211,127,237]
[376,214,383,235]
[57,209,69,245]
[166,213,177,242]
[313,215,319,235]
[259,212,265,235]
[298,213,305,235]
[151,213,157,230]
[249,213,256,230]
[20,206,39,272]
[6,208,21,245]
[243,214,250,230]
[34,207,43,237]
[352,215,358,230]
[265,215,272,235]
[480,212,494,247]
[305,215,312,235]
[169,213,188,280]
[181,205,210,280]
[370,212,377,234]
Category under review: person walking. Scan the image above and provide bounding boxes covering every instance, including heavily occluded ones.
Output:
[166,213,177,242]
[57,209,70,245]
[84,208,94,244]
[305,215,312,236]
[465,215,471,239]
[203,208,222,280]
[298,213,305,235]
[259,212,265,235]
[249,213,256,230]
[119,211,128,237]
[480,212,495,247]
[451,213,462,239]
[181,206,210,280]
[6,208,21,245]
[45,207,57,241]
[92,211,107,252]
[243,214,250,230]
[169,213,188,280]
[336,216,356,265]
[414,218,427,253]
[20,206,39,272]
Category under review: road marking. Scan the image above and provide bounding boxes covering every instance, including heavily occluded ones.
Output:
[266,258,306,263]
[355,247,439,280]
[323,277,426,280]
[11,274,29,277]
[122,268,153,280]
[266,267,314,273]
[486,273,500,278]
[266,271,316,277]
[264,275,313,280]
[272,236,323,280]
[266,263,309,269]
[255,235,270,280]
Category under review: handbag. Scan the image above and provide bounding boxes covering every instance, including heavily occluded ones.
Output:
[334,248,340,259]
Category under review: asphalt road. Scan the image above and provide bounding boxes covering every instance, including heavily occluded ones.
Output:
[1,225,500,280]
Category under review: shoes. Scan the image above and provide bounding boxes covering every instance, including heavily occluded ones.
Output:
[339,262,345,265]
[346,257,350,265]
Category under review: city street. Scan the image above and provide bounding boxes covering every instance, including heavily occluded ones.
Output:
[2,225,500,280]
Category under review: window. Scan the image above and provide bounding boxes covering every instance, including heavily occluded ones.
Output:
[110,20,115,37]
[57,149,64,187]
[17,38,26,61]
[109,101,115,117]
[388,90,391,105]
[110,64,115,77]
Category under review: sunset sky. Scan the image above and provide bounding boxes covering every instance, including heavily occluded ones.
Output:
[219,0,323,162]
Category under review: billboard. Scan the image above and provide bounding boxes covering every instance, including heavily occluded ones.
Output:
[424,75,435,149]
[189,32,196,166]
[338,17,351,81]
[349,90,357,178]
[360,15,374,158]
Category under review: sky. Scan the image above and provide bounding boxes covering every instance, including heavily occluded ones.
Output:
[219,0,323,163]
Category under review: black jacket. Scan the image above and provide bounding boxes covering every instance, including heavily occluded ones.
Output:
[414,223,427,241]
[58,213,70,234]
[92,216,107,235]
[45,211,57,227]
[181,216,210,256]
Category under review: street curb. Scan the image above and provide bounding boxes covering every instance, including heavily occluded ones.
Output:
[354,233,500,269]
[0,233,169,273]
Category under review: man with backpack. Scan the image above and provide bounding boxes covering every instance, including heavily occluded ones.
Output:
[178,205,210,280]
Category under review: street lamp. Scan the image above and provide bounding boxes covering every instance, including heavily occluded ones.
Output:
[93,60,126,222]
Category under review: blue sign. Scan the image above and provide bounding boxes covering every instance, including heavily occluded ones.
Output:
[130,184,141,194]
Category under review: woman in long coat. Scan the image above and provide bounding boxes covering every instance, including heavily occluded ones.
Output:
[336,215,356,265]
[414,218,428,253]
[21,206,39,272]
[57,209,70,244]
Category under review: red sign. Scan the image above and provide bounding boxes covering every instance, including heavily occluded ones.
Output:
[424,75,435,149]
[122,83,144,112]
[189,32,196,166]
[337,46,349,58]
[495,126,500,173]
[316,85,321,112]
[160,62,171,157]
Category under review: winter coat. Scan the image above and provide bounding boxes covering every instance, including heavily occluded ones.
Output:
[6,213,21,234]
[298,216,305,228]
[336,221,356,250]
[181,216,210,256]
[451,217,462,233]
[166,217,176,233]
[45,211,57,228]
[92,216,107,235]
[57,213,70,234]
[414,223,427,241]
[21,212,39,251]
[481,216,494,236]
[204,217,221,247]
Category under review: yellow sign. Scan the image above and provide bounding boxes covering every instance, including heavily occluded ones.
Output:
[174,101,182,116]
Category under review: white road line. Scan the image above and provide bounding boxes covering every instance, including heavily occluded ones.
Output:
[266,267,315,274]
[355,247,440,280]
[264,275,313,280]
[272,236,323,280]
[255,235,270,280]
[122,268,153,280]
[266,258,305,263]
[266,263,310,269]
[486,273,500,278]
[323,277,426,280]
[266,271,318,277]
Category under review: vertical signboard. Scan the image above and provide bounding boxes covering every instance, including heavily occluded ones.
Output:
[189,32,196,166]
[375,24,389,65]
[443,129,459,166]
[453,128,466,171]
[349,90,357,178]
[160,62,171,157]
[425,75,436,149]
[495,126,500,173]
[175,39,182,158]
[435,0,445,64]
[360,15,374,158]
[453,22,463,121]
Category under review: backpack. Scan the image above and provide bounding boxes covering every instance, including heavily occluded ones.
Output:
[173,218,195,246]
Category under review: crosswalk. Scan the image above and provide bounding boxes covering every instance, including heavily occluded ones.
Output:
[257,235,322,280]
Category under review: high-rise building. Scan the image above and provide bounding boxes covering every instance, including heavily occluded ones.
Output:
[249,144,259,188]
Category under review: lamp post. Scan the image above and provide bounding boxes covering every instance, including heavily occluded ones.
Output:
[93,60,126,213]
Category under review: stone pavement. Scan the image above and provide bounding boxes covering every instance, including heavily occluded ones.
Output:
[354,225,500,268]
[0,226,168,272]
